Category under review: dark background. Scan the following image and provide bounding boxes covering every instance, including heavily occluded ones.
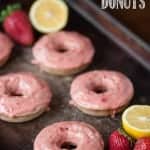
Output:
[94,0,150,43]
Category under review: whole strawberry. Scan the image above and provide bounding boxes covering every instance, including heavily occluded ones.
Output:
[134,137,150,150]
[0,3,34,45]
[109,128,133,150]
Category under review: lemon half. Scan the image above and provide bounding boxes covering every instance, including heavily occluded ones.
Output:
[29,0,69,33]
[122,105,150,139]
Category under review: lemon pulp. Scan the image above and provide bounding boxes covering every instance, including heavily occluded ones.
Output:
[122,105,150,139]
[29,0,68,33]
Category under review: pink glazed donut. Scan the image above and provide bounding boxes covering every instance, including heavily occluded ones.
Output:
[0,32,13,66]
[70,70,134,117]
[34,121,104,150]
[0,72,52,123]
[32,31,95,76]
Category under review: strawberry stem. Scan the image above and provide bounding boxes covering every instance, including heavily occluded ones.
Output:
[0,3,21,23]
[11,3,21,10]
[118,128,136,147]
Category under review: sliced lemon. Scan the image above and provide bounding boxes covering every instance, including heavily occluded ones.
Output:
[29,0,69,33]
[122,105,150,139]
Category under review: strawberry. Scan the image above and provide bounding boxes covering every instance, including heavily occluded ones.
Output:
[134,137,150,150]
[109,128,133,150]
[0,3,34,45]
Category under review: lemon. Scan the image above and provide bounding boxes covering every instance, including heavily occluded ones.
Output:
[29,0,69,33]
[122,105,150,139]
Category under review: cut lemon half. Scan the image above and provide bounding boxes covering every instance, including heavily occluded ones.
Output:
[29,0,69,33]
[122,105,150,139]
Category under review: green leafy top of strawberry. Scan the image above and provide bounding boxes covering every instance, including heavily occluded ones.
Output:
[0,3,21,22]
[118,128,135,147]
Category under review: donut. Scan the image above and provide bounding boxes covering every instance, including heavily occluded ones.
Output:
[70,70,134,117]
[0,32,13,66]
[34,121,104,150]
[32,31,95,76]
[0,72,52,123]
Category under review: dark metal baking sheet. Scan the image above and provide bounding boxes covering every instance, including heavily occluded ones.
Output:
[66,0,150,71]
[0,1,150,150]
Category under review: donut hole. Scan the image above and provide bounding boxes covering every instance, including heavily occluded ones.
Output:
[61,142,77,149]
[7,89,23,97]
[9,92,23,97]
[92,86,107,94]
[57,48,68,53]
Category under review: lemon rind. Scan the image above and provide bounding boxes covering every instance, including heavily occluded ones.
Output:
[122,105,150,132]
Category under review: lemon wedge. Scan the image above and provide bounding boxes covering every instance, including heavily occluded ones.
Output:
[29,0,69,33]
[122,105,150,139]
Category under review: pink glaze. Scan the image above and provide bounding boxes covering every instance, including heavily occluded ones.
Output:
[34,121,104,150]
[70,70,134,110]
[0,32,13,63]
[0,72,52,117]
[32,31,95,70]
